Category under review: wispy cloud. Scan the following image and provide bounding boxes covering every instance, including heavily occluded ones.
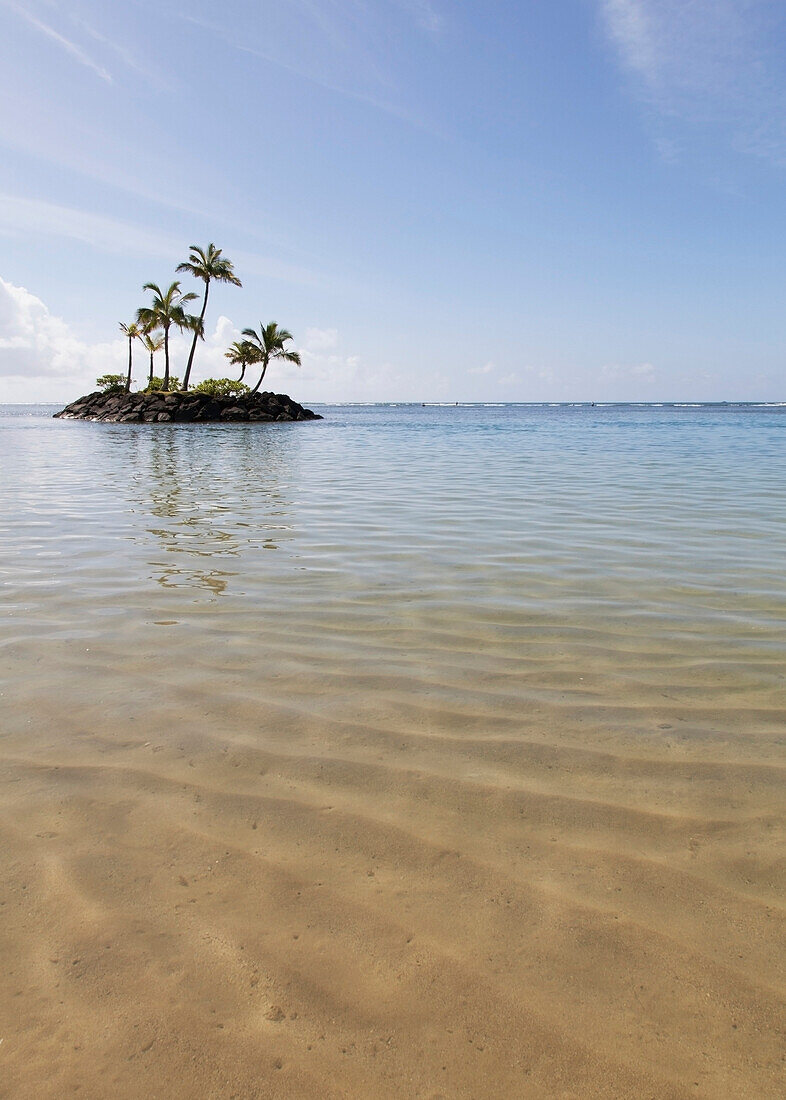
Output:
[0,193,184,259]
[180,12,399,121]
[394,0,445,36]
[5,1,112,82]
[601,0,757,102]
[599,0,786,164]
[601,0,657,79]
[0,193,330,289]
[67,10,171,90]
[0,116,233,229]
[179,9,442,136]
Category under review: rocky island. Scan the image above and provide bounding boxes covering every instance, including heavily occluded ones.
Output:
[53,242,324,425]
[54,389,322,424]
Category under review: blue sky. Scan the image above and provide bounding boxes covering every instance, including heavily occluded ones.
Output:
[2,0,786,401]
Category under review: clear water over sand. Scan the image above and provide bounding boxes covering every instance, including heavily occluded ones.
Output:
[1,402,784,1097]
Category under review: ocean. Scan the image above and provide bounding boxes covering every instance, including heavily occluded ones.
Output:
[1,401,784,1097]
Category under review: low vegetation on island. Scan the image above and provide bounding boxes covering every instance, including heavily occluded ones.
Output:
[55,244,322,424]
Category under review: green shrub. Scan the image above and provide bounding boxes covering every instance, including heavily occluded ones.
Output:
[193,377,250,398]
[96,373,125,394]
[145,376,180,393]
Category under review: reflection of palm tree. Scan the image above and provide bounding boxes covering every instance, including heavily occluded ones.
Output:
[136,281,201,391]
[137,430,294,598]
[241,322,301,395]
[177,243,242,391]
[143,434,233,597]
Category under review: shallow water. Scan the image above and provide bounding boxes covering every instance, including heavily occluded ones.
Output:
[1,402,784,1097]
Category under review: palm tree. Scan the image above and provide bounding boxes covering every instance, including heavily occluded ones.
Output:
[224,339,260,383]
[241,322,301,395]
[119,321,143,392]
[136,281,201,391]
[142,332,164,386]
[177,243,241,390]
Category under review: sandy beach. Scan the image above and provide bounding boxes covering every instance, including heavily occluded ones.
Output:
[1,614,784,1098]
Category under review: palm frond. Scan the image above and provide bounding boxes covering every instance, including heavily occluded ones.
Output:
[175,244,242,287]
[135,306,156,328]
[224,339,254,364]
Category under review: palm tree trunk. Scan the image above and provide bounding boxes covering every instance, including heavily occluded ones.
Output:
[148,352,154,385]
[249,358,268,396]
[237,364,246,383]
[182,281,209,391]
[125,336,133,392]
[163,326,170,391]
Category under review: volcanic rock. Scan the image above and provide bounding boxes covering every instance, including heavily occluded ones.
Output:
[54,390,323,424]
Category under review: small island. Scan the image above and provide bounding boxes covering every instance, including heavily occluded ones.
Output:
[54,242,322,424]
[54,388,322,423]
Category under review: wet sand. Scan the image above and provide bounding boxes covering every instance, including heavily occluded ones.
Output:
[1,620,784,1099]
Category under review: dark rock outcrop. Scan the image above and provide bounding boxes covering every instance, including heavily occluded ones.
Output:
[54,390,323,424]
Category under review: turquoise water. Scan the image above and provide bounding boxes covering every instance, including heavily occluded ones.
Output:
[3,399,785,750]
[3,401,785,635]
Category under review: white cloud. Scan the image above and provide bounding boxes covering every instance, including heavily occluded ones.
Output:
[467,360,494,375]
[0,278,390,403]
[296,346,395,402]
[0,279,246,400]
[303,327,339,352]
[0,277,124,399]
[279,326,403,400]
[601,360,655,379]
[599,0,786,163]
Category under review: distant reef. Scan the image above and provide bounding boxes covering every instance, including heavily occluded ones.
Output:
[53,390,323,424]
